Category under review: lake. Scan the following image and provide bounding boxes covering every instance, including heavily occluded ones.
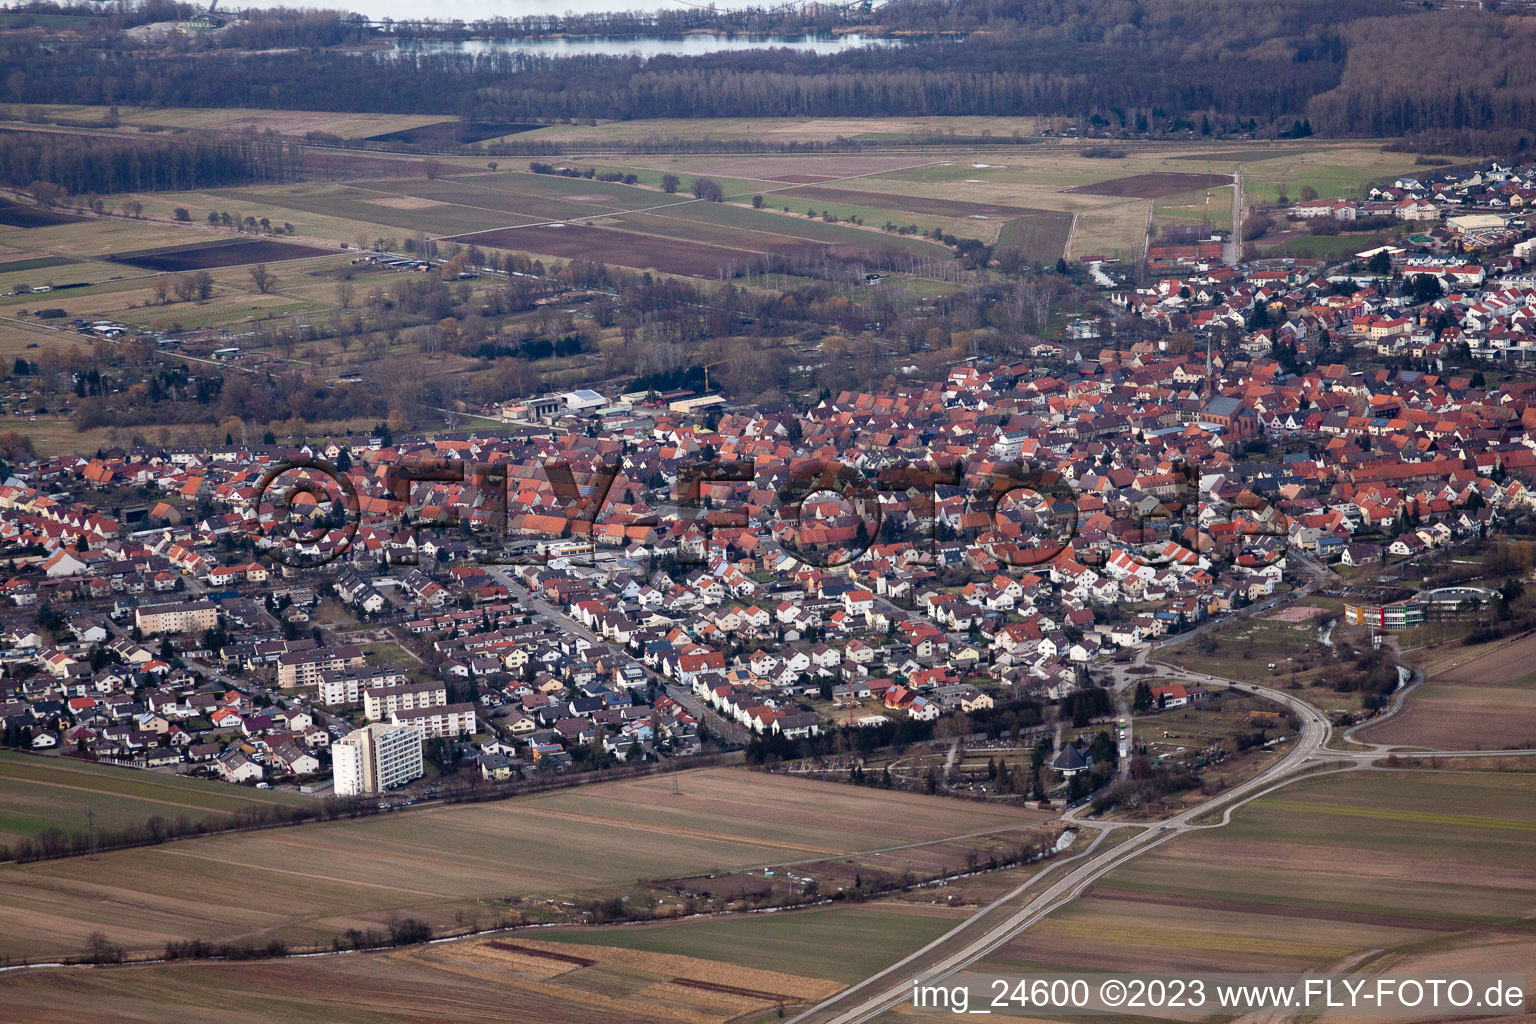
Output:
[236,0,837,21]
[388,32,901,59]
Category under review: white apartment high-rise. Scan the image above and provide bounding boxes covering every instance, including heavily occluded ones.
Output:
[332,721,424,796]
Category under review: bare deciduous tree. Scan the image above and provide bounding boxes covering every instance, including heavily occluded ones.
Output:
[248,264,276,294]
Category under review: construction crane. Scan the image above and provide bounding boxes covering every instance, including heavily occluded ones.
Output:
[701,359,728,394]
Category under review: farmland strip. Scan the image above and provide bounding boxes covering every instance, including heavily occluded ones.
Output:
[485,941,595,966]
[669,976,799,1002]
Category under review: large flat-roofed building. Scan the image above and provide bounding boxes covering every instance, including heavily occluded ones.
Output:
[561,389,606,414]
[316,667,407,705]
[1344,599,1425,630]
[333,721,424,796]
[540,538,595,561]
[135,599,218,635]
[364,681,447,722]
[278,644,364,689]
[390,702,477,739]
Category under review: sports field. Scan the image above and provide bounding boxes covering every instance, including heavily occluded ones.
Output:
[0,766,1042,960]
[0,752,311,849]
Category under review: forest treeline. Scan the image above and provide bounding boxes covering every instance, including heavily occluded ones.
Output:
[0,0,1366,128]
[3,2,1536,143]
[1305,12,1536,152]
[0,130,300,195]
[0,0,199,35]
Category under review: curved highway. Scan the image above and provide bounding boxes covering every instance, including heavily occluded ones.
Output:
[789,570,1530,1024]
[788,673,1333,1024]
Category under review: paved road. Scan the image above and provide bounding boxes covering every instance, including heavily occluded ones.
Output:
[790,672,1333,1024]
[485,567,751,746]
[1226,167,1244,266]
[787,554,1525,1024]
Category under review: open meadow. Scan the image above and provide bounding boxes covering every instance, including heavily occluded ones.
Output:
[0,752,312,850]
[0,135,1433,372]
[11,104,452,140]
[0,766,1047,961]
[0,130,1448,467]
[73,134,1428,280]
[94,167,953,279]
[978,771,1536,979]
[438,137,1424,267]
[537,902,965,984]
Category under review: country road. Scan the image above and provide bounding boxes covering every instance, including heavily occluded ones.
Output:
[789,670,1333,1024]
[787,555,1526,1024]
[1226,167,1244,266]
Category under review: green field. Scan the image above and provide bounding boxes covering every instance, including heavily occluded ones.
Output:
[1170,147,1311,164]
[591,164,773,198]
[540,903,959,983]
[198,171,955,271]
[0,752,312,848]
[759,197,953,238]
[215,182,543,239]
[12,104,451,139]
[0,254,77,275]
[1239,149,1434,206]
[1261,230,1400,259]
[0,766,1038,960]
[997,211,1076,261]
[1151,185,1234,229]
[981,771,1536,976]
[519,115,1050,144]
[359,642,421,674]
[610,200,951,258]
